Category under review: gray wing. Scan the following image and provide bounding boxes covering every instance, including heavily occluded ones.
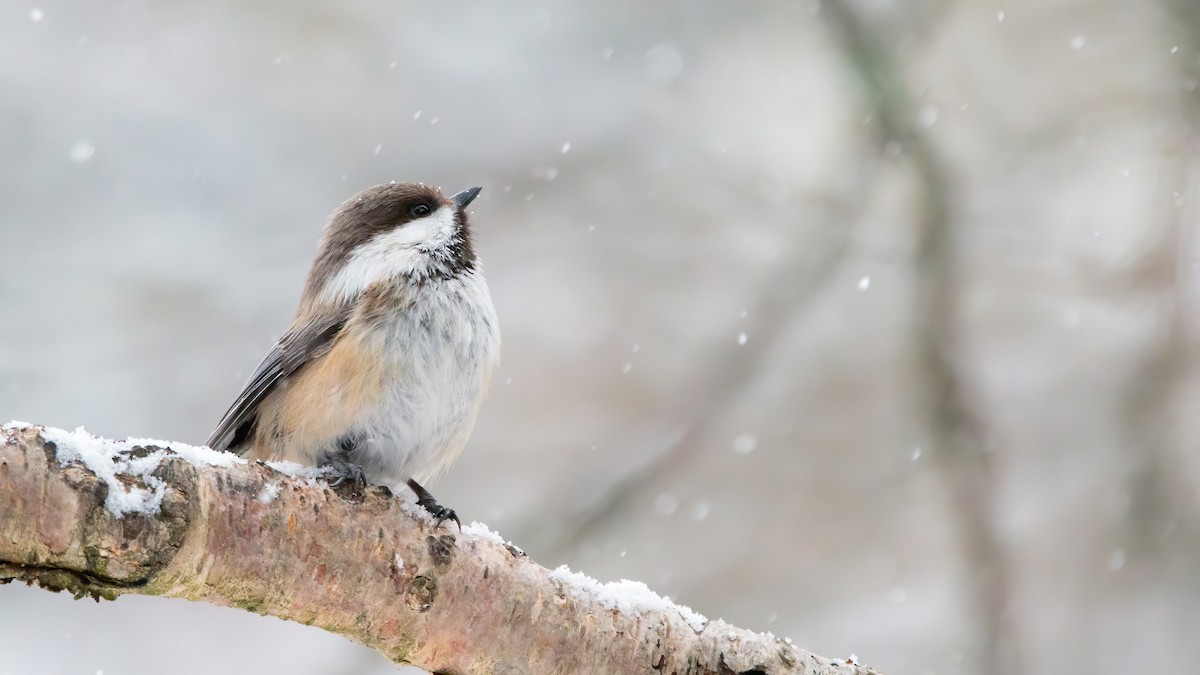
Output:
[206,311,349,452]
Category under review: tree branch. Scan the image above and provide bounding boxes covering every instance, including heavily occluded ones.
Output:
[818,3,1015,674]
[0,423,881,675]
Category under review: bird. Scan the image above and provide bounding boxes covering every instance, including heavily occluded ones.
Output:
[206,182,501,526]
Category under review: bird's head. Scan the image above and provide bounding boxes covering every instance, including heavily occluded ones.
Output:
[304,182,483,305]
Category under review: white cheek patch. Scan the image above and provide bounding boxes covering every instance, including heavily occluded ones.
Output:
[320,207,458,304]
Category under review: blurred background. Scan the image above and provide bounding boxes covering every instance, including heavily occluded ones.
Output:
[2,1,1198,674]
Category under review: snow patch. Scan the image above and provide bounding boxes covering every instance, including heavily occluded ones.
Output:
[40,426,168,516]
[265,460,329,481]
[4,423,244,517]
[257,483,282,504]
[462,520,505,543]
[462,521,524,554]
[549,564,708,632]
[127,435,242,468]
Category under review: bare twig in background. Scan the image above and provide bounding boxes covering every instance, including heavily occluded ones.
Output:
[1116,139,1196,555]
[0,425,882,675]
[1118,0,1200,556]
[818,3,1016,675]
[548,183,869,556]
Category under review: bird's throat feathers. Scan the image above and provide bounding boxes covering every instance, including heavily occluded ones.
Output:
[310,207,476,308]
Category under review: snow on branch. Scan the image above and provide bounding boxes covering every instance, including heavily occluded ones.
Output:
[0,423,881,675]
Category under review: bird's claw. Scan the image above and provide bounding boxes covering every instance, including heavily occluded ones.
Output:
[419,500,461,530]
[322,457,367,493]
[407,478,461,529]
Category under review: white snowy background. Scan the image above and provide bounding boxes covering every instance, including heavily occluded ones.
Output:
[2,1,1199,674]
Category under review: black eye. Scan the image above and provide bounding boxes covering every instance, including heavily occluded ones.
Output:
[410,203,432,217]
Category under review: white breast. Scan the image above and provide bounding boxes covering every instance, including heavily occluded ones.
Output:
[349,269,500,486]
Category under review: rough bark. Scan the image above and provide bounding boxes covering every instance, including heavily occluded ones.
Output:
[0,424,881,675]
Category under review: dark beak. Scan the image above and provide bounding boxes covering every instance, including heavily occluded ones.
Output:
[451,186,483,209]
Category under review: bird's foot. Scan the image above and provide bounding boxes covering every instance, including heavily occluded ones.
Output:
[321,456,367,494]
[407,478,460,529]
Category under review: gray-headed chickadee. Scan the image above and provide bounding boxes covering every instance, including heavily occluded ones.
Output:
[206,183,500,526]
